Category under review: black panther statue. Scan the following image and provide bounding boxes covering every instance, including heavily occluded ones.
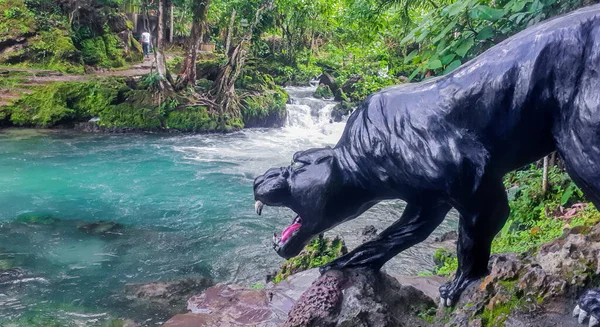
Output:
[254,4,600,324]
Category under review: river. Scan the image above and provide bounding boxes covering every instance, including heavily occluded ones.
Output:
[0,86,458,325]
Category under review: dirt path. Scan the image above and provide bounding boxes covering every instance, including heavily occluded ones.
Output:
[0,56,162,106]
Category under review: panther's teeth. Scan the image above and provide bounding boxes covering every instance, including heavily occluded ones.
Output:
[580,310,589,324]
[255,201,264,215]
[590,316,599,327]
[574,305,581,317]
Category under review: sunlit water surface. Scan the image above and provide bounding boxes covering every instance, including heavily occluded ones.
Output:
[0,87,458,325]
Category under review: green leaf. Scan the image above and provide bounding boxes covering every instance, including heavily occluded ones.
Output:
[400,28,418,45]
[561,182,576,206]
[441,53,456,65]
[408,65,424,81]
[470,5,508,21]
[428,59,443,70]
[509,12,528,24]
[454,37,475,57]
[443,1,471,17]
[404,49,419,64]
[432,21,457,44]
[416,29,431,43]
[437,39,448,54]
[476,26,495,40]
[510,0,528,12]
[443,60,462,74]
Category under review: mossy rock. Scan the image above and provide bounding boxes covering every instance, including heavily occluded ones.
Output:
[313,84,333,98]
[273,235,347,283]
[241,85,289,128]
[165,106,219,132]
[0,0,36,43]
[7,80,124,127]
[15,213,60,225]
[80,34,124,68]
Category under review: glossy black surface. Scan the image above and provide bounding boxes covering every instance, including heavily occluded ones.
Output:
[254,4,600,305]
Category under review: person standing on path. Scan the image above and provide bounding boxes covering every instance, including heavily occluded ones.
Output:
[141,31,151,57]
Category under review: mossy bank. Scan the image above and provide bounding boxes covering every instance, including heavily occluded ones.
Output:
[0,75,289,132]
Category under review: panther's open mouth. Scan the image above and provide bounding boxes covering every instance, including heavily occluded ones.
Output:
[255,200,303,250]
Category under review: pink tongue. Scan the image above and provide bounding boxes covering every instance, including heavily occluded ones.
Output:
[281,223,301,243]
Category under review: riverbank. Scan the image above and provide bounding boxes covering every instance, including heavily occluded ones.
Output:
[0,67,289,132]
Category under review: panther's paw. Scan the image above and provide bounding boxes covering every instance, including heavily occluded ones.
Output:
[573,289,600,327]
[439,274,480,307]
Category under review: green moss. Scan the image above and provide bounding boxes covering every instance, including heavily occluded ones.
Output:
[0,0,36,42]
[314,84,333,98]
[79,32,126,68]
[415,306,437,324]
[241,86,288,125]
[16,213,60,225]
[96,90,161,128]
[273,235,347,283]
[6,80,123,127]
[165,106,219,132]
[1,26,83,73]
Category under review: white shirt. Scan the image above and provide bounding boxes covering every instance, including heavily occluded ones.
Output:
[141,32,151,43]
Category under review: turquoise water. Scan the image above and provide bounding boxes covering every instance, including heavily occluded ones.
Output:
[0,88,458,325]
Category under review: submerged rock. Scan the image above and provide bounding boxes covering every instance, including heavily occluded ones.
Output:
[77,220,123,235]
[15,213,60,225]
[123,277,214,317]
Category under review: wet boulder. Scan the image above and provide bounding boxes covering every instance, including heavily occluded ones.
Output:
[77,220,123,235]
[124,277,214,317]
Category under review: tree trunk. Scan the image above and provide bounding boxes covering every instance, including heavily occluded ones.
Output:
[169,2,174,43]
[177,0,211,88]
[154,0,173,93]
[542,155,549,196]
[225,9,236,56]
[212,1,273,127]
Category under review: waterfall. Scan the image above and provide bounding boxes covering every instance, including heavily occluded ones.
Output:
[283,86,345,138]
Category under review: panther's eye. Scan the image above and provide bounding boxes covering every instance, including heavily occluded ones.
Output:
[291,161,305,170]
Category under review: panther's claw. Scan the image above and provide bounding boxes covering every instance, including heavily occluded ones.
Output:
[580,310,589,324]
[575,289,600,326]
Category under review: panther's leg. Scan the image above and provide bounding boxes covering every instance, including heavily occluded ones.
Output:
[320,201,451,272]
[573,289,600,326]
[439,176,509,306]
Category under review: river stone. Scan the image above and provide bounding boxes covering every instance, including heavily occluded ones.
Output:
[77,221,123,235]
[124,277,214,317]
[284,268,436,327]
[164,269,320,327]
[164,268,439,327]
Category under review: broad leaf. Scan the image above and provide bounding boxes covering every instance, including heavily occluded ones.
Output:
[510,0,528,12]
[428,59,443,70]
[404,49,419,64]
[441,53,456,65]
[454,37,475,57]
[443,59,462,74]
[408,65,424,81]
[432,21,457,44]
[476,26,495,40]
[470,5,507,21]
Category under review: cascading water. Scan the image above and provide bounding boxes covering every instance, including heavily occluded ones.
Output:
[281,86,345,140]
[0,86,457,326]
